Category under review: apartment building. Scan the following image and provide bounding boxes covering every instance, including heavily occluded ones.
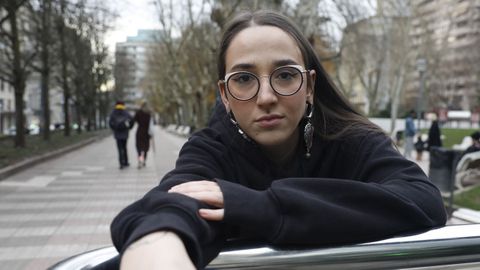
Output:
[114,30,162,104]
[405,0,480,111]
[0,79,15,134]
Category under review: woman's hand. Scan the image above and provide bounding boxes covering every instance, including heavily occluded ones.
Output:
[120,231,195,270]
[169,180,225,221]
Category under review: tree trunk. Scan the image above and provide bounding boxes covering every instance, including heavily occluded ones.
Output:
[390,67,406,135]
[58,0,71,136]
[9,5,26,148]
[40,0,52,141]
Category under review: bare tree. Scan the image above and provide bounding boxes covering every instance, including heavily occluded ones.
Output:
[145,0,290,128]
[0,0,35,147]
[147,0,217,128]
[55,0,72,136]
[332,0,395,116]
[27,0,54,140]
[59,0,113,132]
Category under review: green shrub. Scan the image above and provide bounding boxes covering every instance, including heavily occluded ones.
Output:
[0,130,108,169]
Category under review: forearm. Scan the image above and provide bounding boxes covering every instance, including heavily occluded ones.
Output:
[111,190,226,268]
[121,231,195,270]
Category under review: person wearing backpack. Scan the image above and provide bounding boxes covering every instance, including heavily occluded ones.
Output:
[109,101,133,169]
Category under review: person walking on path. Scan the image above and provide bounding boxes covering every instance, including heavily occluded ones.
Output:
[132,102,153,168]
[404,110,417,159]
[415,134,426,161]
[109,101,133,169]
[428,113,442,150]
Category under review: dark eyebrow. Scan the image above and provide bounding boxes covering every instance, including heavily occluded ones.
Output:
[228,59,300,73]
[273,59,299,66]
[229,63,255,72]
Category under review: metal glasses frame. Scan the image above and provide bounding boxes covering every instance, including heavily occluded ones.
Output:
[221,65,309,101]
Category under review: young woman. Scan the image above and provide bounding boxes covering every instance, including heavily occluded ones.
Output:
[105,10,446,270]
[132,102,153,168]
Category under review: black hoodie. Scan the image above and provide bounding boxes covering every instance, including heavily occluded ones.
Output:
[109,104,447,269]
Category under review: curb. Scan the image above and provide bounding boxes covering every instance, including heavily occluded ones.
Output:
[0,134,108,181]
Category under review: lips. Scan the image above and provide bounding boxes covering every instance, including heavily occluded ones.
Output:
[255,114,283,128]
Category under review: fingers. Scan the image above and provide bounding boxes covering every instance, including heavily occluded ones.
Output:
[169,180,220,193]
[177,191,224,208]
[169,181,225,221]
[168,180,224,208]
[199,208,224,221]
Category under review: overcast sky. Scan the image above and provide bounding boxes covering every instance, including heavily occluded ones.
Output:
[102,0,374,53]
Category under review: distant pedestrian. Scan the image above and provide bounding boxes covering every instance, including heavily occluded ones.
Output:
[395,130,403,147]
[404,110,416,159]
[109,101,133,169]
[415,134,426,161]
[132,102,153,168]
[428,113,442,150]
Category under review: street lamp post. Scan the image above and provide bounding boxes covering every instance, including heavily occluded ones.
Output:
[416,58,427,129]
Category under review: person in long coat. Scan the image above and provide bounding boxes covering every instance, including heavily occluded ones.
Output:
[132,102,152,168]
[428,114,442,150]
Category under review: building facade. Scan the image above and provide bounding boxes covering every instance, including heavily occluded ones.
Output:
[0,79,15,134]
[405,0,480,112]
[114,30,162,104]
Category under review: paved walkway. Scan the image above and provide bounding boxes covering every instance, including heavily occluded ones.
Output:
[0,127,187,270]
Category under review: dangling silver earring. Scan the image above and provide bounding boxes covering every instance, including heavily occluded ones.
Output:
[304,102,314,159]
[229,111,251,141]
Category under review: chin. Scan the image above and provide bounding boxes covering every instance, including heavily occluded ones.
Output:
[252,134,289,147]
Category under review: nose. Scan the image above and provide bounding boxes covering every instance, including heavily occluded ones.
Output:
[256,76,277,106]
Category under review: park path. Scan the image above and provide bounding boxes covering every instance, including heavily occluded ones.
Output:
[0,127,186,270]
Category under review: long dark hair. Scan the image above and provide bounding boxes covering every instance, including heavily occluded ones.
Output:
[218,10,383,139]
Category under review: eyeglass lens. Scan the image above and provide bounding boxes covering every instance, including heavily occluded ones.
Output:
[227,66,303,100]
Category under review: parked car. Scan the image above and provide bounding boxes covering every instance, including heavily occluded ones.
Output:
[48,224,480,270]
[6,124,40,135]
[28,124,40,135]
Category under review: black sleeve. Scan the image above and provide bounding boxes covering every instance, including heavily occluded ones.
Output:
[110,129,228,269]
[216,133,447,246]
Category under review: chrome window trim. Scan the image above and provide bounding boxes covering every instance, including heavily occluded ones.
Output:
[48,224,480,270]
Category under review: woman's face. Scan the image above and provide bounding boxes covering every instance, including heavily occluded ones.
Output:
[219,25,315,151]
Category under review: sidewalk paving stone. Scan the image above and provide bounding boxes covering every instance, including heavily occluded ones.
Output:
[0,127,186,270]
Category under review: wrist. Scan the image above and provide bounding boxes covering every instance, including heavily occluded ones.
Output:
[121,231,194,270]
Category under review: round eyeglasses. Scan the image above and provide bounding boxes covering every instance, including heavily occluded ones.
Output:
[222,65,309,101]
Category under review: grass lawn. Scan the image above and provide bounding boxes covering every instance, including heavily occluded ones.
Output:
[436,128,480,210]
[441,128,478,148]
[0,129,109,169]
[454,186,480,211]
[418,127,478,148]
